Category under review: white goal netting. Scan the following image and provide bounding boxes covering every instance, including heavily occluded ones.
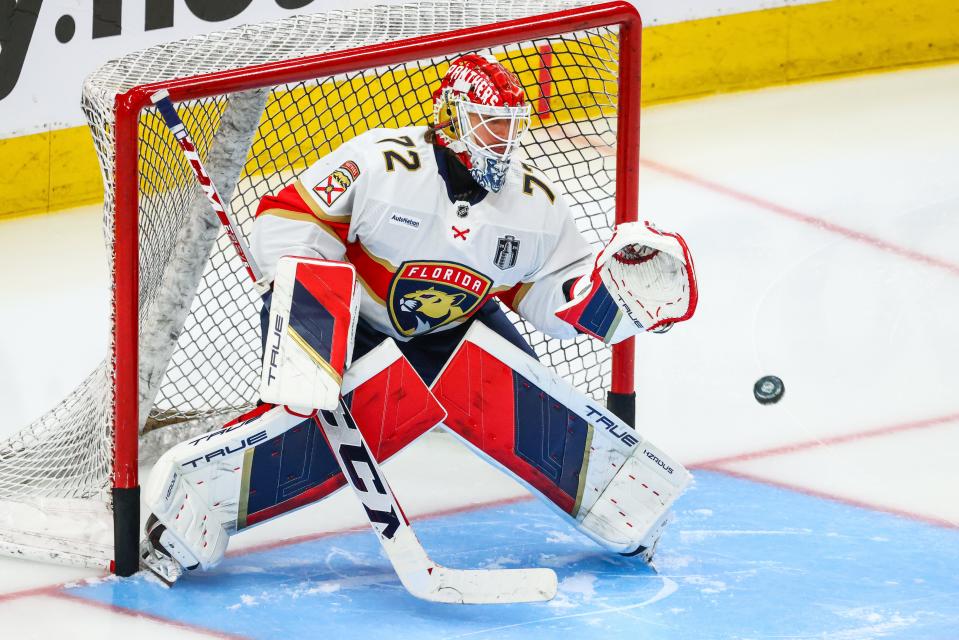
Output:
[0,0,626,568]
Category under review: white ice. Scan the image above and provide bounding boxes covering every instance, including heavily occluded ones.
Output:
[1,62,958,637]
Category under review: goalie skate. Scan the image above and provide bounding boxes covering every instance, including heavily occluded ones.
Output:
[138,514,188,586]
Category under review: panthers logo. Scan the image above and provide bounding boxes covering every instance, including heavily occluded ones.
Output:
[388,261,492,336]
[400,288,468,322]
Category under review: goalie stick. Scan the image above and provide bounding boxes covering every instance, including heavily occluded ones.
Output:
[151,89,269,295]
[149,90,557,603]
[317,400,556,603]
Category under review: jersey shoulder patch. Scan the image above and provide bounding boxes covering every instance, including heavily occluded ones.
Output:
[309,159,363,209]
[298,132,381,214]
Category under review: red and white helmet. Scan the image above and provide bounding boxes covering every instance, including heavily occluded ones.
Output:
[432,54,531,193]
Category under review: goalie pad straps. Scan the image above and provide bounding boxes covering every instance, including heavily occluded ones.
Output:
[142,339,445,572]
[431,323,691,555]
[555,221,698,342]
[260,257,360,410]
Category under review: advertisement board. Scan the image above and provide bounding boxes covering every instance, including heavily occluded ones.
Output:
[0,0,812,138]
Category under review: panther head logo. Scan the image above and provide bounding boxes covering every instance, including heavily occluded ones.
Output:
[399,287,467,332]
[388,261,492,336]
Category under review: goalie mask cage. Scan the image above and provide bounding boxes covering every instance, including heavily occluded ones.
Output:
[0,0,641,576]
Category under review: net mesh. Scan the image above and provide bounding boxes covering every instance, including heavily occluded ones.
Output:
[0,0,625,567]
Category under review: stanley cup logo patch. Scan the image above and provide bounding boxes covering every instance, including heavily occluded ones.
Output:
[494,235,520,270]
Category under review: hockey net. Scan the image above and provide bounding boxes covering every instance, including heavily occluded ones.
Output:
[0,0,640,572]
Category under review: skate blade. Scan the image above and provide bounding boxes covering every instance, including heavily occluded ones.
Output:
[139,540,183,587]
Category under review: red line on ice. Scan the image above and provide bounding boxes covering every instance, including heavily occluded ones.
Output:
[0,493,532,606]
[703,466,959,530]
[640,158,959,278]
[690,411,959,468]
[0,584,60,603]
[51,590,248,639]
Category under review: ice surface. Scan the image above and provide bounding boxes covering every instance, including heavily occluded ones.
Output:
[2,62,959,638]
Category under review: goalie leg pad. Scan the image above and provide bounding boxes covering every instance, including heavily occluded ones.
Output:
[236,340,446,530]
[432,323,691,555]
[142,447,230,572]
[143,338,446,575]
[259,257,359,410]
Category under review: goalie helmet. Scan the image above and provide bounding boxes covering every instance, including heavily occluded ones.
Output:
[432,54,531,193]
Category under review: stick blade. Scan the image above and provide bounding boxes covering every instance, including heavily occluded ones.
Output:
[418,566,558,604]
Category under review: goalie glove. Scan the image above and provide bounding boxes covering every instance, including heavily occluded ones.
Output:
[555,221,697,343]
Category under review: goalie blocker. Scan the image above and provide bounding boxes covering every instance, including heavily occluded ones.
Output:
[142,256,382,579]
[260,256,360,410]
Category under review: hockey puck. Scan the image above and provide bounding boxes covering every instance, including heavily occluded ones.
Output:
[753,375,785,404]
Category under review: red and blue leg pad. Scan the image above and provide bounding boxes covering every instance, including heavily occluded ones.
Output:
[432,341,589,515]
[238,349,445,530]
[241,410,343,529]
[514,376,589,507]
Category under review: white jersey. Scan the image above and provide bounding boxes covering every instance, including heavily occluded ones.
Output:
[251,126,593,341]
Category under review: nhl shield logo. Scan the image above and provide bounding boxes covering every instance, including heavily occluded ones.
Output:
[388,261,492,337]
[494,235,520,270]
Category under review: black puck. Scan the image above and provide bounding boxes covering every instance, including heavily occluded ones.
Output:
[753,375,785,404]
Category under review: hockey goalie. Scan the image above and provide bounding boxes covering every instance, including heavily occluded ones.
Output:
[140,54,698,603]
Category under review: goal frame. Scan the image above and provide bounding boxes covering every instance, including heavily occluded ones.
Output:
[109,0,642,576]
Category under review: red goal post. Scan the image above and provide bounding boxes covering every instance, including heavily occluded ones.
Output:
[0,0,641,576]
